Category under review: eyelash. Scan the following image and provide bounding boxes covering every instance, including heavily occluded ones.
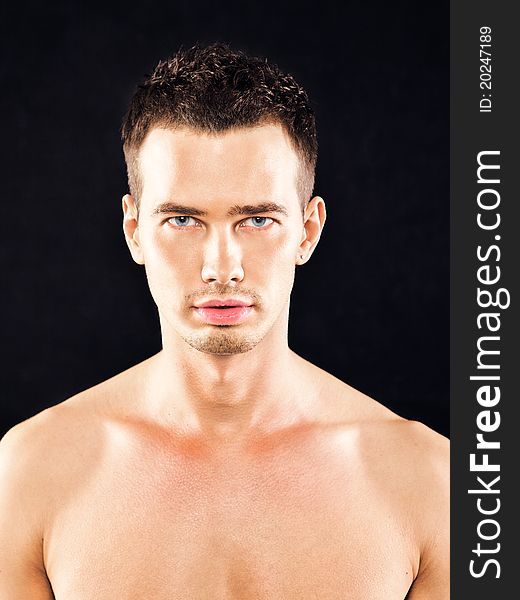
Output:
[166,216,275,229]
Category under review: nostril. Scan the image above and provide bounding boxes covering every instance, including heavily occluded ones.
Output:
[201,262,244,285]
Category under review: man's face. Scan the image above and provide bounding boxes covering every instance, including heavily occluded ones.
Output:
[124,124,321,355]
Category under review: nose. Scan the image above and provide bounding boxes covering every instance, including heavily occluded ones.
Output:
[201,229,245,285]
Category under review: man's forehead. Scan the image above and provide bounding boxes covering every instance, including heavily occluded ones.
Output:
[137,124,301,207]
[138,123,298,167]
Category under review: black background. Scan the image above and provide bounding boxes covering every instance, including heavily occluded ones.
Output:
[0,1,448,437]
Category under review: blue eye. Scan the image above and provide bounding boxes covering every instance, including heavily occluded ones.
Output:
[243,217,273,228]
[169,216,196,227]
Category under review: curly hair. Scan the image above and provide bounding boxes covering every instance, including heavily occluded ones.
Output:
[121,43,318,207]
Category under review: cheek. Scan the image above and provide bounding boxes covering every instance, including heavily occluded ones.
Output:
[140,230,202,308]
[246,222,301,260]
[243,232,299,291]
[249,240,296,272]
[143,228,200,272]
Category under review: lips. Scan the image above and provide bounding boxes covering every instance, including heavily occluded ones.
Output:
[192,299,254,326]
[195,299,251,308]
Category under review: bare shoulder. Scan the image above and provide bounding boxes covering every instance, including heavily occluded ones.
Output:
[372,422,450,597]
[0,417,57,598]
[1,394,100,505]
[359,415,449,475]
[308,362,449,518]
[2,374,112,457]
[317,369,449,598]
[359,417,449,522]
[307,359,449,475]
[0,402,88,596]
[0,401,80,484]
[0,361,150,599]
[0,356,151,495]
[330,371,449,501]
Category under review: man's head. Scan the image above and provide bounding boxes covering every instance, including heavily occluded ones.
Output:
[121,44,325,356]
[121,43,318,209]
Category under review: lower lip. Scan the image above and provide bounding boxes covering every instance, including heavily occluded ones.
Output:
[193,306,254,326]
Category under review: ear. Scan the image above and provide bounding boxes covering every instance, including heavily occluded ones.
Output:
[296,196,326,265]
[122,194,144,265]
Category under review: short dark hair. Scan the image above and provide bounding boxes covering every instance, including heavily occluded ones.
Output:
[121,43,318,207]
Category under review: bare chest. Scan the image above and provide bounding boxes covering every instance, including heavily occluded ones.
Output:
[44,439,415,599]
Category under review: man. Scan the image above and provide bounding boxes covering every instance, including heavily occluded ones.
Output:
[0,43,448,599]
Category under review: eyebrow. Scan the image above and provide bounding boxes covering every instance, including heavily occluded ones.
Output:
[151,203,208,217]
[151,202,288,217]
[227,203,288,217]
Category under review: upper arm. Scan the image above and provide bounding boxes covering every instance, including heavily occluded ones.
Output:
[406,424,450,599]
[0,425,55,599]
[405,537,449,599]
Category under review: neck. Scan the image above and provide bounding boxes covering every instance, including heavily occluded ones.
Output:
[147,311,311,440]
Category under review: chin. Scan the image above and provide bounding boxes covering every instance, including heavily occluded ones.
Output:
[183,329,264,355]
